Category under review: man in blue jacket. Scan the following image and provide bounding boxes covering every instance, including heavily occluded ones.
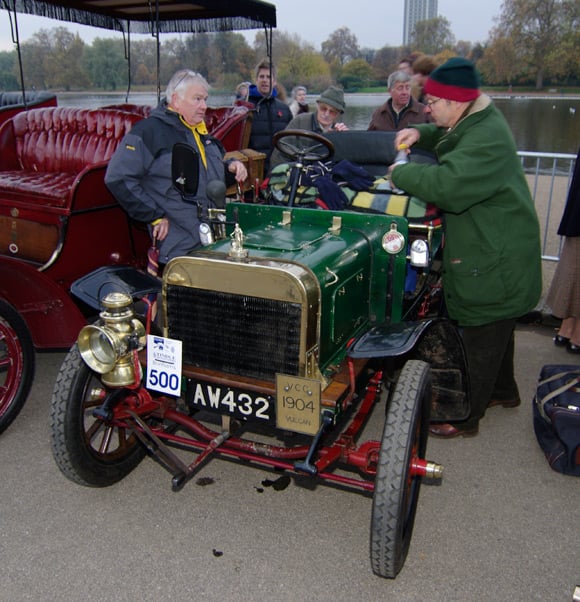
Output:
[247,59,292,173]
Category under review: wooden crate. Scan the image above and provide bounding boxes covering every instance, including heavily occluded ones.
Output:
[224,149,266,198]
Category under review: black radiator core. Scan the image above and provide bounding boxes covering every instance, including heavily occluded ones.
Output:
[166,285,302,381]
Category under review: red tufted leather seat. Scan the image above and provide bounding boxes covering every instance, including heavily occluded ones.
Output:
[0,107,144,209]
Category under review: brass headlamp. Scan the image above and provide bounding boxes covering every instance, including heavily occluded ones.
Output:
[78,291,146,387]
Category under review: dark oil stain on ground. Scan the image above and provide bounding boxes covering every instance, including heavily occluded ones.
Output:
[196,477,215,486]
[261,475,291,491]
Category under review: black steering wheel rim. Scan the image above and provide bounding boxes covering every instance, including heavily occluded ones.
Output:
[273,129,334,163]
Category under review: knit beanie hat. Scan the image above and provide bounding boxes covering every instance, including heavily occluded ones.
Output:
[424,57,481,102]
[317,86,345,113]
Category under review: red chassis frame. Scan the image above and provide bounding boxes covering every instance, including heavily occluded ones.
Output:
[103,351,434,493]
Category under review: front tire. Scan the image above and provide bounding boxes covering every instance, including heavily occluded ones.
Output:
[370,359,431,578]
[50,344,146,487]
[0,299,35,435]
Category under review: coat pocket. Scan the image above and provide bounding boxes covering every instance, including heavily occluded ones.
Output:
[445,252,507,307]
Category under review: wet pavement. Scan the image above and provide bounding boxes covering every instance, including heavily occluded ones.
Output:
[0,320,578,601]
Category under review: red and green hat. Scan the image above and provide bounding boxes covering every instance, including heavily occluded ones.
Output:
[424,57,481,102]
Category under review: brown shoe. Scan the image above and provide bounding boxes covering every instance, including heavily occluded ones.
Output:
[429,423,479,438]
[488,397,521,408]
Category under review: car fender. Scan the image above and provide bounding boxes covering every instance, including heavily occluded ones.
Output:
[349,318,470,422]
[0,257,86,349]
[348,320,440,359]
[70,265,162,310]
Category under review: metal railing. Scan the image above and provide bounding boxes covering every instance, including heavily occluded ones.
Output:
[518,151,577,262]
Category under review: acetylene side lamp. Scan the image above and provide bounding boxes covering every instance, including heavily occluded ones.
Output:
[78,291,146,387]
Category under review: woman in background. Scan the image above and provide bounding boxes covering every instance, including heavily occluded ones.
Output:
[545,146,580,353]
[288,85,309,117]
[234,81,251,102]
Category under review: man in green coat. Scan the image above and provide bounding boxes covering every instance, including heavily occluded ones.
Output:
[390,57,542,438]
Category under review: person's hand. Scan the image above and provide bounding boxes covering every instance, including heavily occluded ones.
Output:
[228,160,247,183]
[152,217,169,241]
[332,122,349,132]
[394,128,420,150]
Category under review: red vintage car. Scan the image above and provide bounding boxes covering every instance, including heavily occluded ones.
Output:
[0,0,276,434]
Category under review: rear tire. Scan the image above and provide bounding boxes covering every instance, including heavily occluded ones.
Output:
[50,344,146,487]
[0,299,35,435]
[370,359,431,578]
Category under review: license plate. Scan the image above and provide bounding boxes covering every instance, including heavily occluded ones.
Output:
[186,379,273,422]
[275,374,321,435]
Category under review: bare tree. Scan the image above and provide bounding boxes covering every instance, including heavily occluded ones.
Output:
[321,27,360,67]
[371,46,401,84]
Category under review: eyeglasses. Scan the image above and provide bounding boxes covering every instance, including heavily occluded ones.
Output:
[425,98,442,107]
[318,104,339,117]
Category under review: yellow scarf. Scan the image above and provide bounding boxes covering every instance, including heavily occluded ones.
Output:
[179,115,208,169]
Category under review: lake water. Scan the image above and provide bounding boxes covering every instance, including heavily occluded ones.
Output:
[58,92,580,155]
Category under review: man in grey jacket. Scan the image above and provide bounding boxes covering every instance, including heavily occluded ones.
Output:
[105,70,247,265]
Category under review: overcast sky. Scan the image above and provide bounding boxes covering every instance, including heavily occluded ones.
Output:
[0,0,503,52]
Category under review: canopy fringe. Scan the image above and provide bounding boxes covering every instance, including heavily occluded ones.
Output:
[12,0,276,34]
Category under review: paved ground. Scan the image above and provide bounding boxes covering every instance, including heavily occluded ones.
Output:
[0,320,578,602]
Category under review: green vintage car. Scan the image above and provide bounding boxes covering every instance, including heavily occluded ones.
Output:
[50,130,470,579]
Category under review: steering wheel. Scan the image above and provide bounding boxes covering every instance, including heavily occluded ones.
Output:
[273,129,334,163]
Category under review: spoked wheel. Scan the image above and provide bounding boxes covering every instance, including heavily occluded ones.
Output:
[50,344,146,487]
[370,359,431,578]
[0,299,35,435]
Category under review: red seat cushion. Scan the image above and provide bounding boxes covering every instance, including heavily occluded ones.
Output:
[0,107,143,209]
[0,170,76,207]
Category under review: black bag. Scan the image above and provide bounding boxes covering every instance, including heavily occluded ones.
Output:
[533,365,580,476]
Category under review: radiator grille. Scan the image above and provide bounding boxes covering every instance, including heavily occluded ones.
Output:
[166,285,302,381]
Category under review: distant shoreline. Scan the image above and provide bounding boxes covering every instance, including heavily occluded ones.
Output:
[53,89,580,100]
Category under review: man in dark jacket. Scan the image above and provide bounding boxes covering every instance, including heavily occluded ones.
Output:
[247,59,292,173]
[105,70,247,265]
[368,70,430,131]
[391,58,542,438]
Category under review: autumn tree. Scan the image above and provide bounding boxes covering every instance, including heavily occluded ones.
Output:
[411,17,456,55]
[321,27,360,67]
[478,36,518,85]
[279,47,332,92]
[38,28,89,90]
[339,58,373,91]
[19,30,52,89]
[19,28,89,90]
[489,0,577,89]
[554,0,580,84]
